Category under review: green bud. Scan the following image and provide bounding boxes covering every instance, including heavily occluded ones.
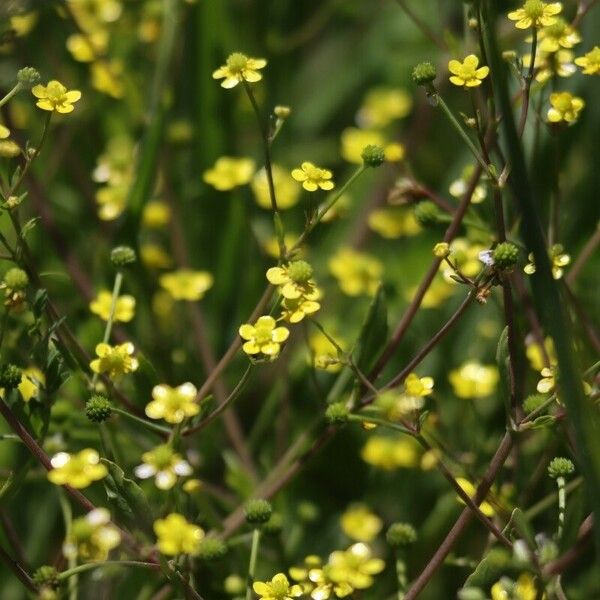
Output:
[492,242,519,270]
[0,364,22,389]
[325,402,349,425]
[548,456,575,479]
[32,565,59,589]
[110,246,136,267]
[522,393,547,414]
[197,537,228,561]
[386,522,417,547]
[286,260,313,283]
[3,267,29,291]
[17,67,41,88]
[414,201,442,227]
[361,144,386,168]
[412,62,437,86]
[244,498,273,525]
[85,395,112,423]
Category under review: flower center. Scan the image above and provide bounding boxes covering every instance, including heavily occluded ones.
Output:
[226,52,249,74]
[524,0,545,19]
[287,260,313,283]
[151,445,175,469]
[254,326,273,345]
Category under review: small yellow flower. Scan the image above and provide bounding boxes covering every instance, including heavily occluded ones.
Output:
[340,128,405,164]
[309,330,345,373]
[491,573,540,600]
[289,555,324,595]
[361,436,420,470]
[281,290,321,323]
[524,244,570,279]
[66,31,108,63]
[90,342,138,378]
[17,367,45,402]
[91,60,125,99]
[404,373,434,397]
[154,513,204,556]
[31,80,82,113]
[48,448,108,489]
[291,162,335,192]
[525,336,557,371]
[537,366,556,394]
[327,543,385,591]
[212,53,267,88]
[508,1,562,29]
[328,248,383,296]
[546,91,585,124]
[63,508,121,562]
[96,185,127,221]
[357,87,412,128]
[537,18,580,52]
[142,200,171,228]
[134,444,192,490]
[251,165,301,210]
[239,316,290,360]
[266,260,318,300]
[368,207,421,239]
[448,55,490,88]
[340,505,383,542]
[146,382,199,424]
[159,269,213,301]
[449,165,487,203]
[575,46,600,75]
[89,290,136,322]
[253,573,303,600]
[455,477,495,517]
[0,125,10,139]
[449,361,499,399]
[203,156,255,191]
[523,48,576,83]
[442,239,487,283]
[376,389,426,421]
[141,243,173,270]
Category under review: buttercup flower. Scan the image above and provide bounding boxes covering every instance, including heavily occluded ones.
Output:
[146,382,199,424]
[328,248,383,296]
[491,573,540,600]
[239,316,290,360]
[63,508,121,562]
[575,46,600,75]
[375,389,426,421]
[89,290,136,322]
[48,448,108,488]
[203,156,255,191]
[357,87,412,128]
[327,543,385,590]
[546,91,585,124]
[508,1,562,29]
[17,367,45,402]
[537,18,580,52]
[281,290,321,323]
[134,444,192,489]
[340,128,404,164]
[361,436,420,470]
[32,80,81,113]
[267,260,318,300]
[404,373,434,397]
[537,366,556,393]
[212,52,267,88]
[90,342,138,378]
[449,361,499,399]
[251,165,301,210]
[455,478,495,517]
[291,162,335,192]
[159,269,213,301]
[289,555,324,595]
[340,505,382,542]
[154,513,204,556]
[448,55,489,88]
[367,207,421,239]
[96,185,127,221]
[142,200,171,228]
[524,244,570,279]
[253,573,302,600]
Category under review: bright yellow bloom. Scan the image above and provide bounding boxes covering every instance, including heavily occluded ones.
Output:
[327,543,385,590]
[134,444,192,490]
[253,573,303,600]
[31,80,81,113]
[154,513,204,556]
[404,373,434,397]
[375,389,426,421]
[13,367,44,403]
[251,164,301,209]
[142,200,171,228]
[309,330,345,373]
[212,52,267,88]
[0,125,10,139]
[89,290,136,322]
[239,316,290,360]
[159,269,213,301]
[300,563,354,599]
[361,436,420,470]
[449,361,499,399]
[91,60,125,99]
[522,48,576,83]
[546,91,585,124]
[281,289,321,323]
[340,505,382,542]
[575,46,600,75]
[146,382,199,424]
[455,478,495,517]
[368,207,421,239]
[340,128,405,164]
[48,448,108,489]
[90,342,138,378]
[491,573,540,600]
[433,242,450,258]
[291,162,335,192]
[267,260,318,300]
[96,185,127,221]
[524,244,570,279]
[63,508,121,562]
[66,30,108,62]
[448,55,490,88]
[203,156,255,191]
[357,87,412,128]
[10,13,38,37]
[289,555,325,595]
[508,1,562,29]
[328,248,383,296]
[537,18,580,52]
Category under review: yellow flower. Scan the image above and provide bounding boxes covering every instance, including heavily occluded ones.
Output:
[449,165,487,203]
[266,260,318,300]
[146,382,199,424]
[309,330,345,373]
[357,87,412,128]
[90,342,138,378]
[239,316,290,360]
[524,244,570,279]
[159,269,213,301]
[63,508,121,562]
[281,290,321,323]
[449,361,499,399]
[536,366,556,394]
[525,336,556,371]
[375,390,426,421]
[328,248,383,296]
[368,207,421,239]
[91,60,125,99]
[448,55,490,88]
[407,276,454,309]
[142,200,171,228]
[491,573,540,600]
[48,448,108,489]
[89,290,136,322]
[96,185,127,221]
[291,162,335,192]
[251,164,301,209]
[289,555,324,595]
[404,373,434,397]
[66,30,108,62]
[433,242,450,258]
[340,505,382,542]
[154,513,204,556]
[203,156,255,191]
[301,565,354,599]
[508,1,562,29]
[7,367,44,403]
[455,478,495,517]
[443,238,487,283]
[31,80,81,113]
[537,18,580,52]
[523,48,576,83]
[546,91,585,124]
[327,543,385,590]
[0,125,10,139]
[253,573,303,600]
[212,52,267,88]
[575,46,600,75]
[134,444,192,490]
[361,436,420,470]
[340,128,404,164]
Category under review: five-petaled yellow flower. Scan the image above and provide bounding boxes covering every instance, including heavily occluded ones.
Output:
[404,373,434,397]
[203,156,255,191]
[32,80,82,113]
[146,382,199,424]
[266,260,318,300]
[253,573,303,600]
[340,504,383,543]
[575,46,600,75]
[48,448,108,489]
[448,55,490,88]
[90,342,138,378]
[63,508,121,562]
[448,361,499,399]
[89,290,136,322]
[508,1,562,29]
[134,444,192,490]
[291,162,335,192]
[154,513,204,556]
[546,91,585,124]
[326,543,385,590]
[212,52,267,88]
[239,316,290,360]
[159,269,213,301]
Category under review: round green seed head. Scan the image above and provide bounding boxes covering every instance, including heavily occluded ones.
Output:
[523,393,547,414]
[244,498,273,525]
[386,522,417,547]
[287,260,313,283]
[412,62,437,85]
[548,456,575,479]
[197,537,228,561]
[493,242,519,270]
[361,144,386,168]
[110,245,136,267]
[17,66,41,88]
[414,201,441,227]
[3,267,29,291]
[0,364,22,389]
[32,565,59,589]
[325,402,349,425]
[85,395,113,423]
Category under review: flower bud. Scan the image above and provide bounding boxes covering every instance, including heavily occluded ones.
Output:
[3,267,29,291]
[85,395,113,423]
[32,565,59,589]
[412,62,437,85]
[197,537,228,561]
[244,498,273,525]
[110,246,136,267]
[361,144,386,168]
[287,260,313,283]
[414,201,441,227]
[325,402,349,425]
[548,456,575,479]
[492,242,519,270]
[0,364,22,389]
[433,242,450,258]
[274,105,291,119]
[17,66,41,88]
[386,522,417,547]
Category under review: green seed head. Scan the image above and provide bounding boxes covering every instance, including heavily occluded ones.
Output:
[0,364,22,389]
[386,522,417,547]
[17,66,41,88]
[85,395,113,423]
[548,456,575,479]
[492,242,519,270]
[325,402,349,425]
[412,62,437,85]
[244,498,273,525]
[3,267,29,291]
[361,144,386,168]
[414,201,441,227]
[110,245,136,267]
[287,260,313,283]
[197,537,228,561]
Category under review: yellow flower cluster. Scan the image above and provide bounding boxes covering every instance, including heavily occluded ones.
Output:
[203,156,255,191]
[252,165,301,210]
[328,248,383,296]
[63,508,121,562]
[361,435,420,470]
[153,513,204,556]
[159,269,214,301]
[546,91,585,124]
[340,504,382,542]
[491,573,539,600]
[523,244,570,279]
[448,361,499,399]
[48,448,108,489]
[89,290,136,322]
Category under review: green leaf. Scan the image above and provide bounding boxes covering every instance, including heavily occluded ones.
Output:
[509,508,536,549]
[463,547,511,589]
[353,284,388,373]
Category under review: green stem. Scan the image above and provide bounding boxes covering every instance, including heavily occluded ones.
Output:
[347,414,413,435]
[246,528,261,600]
[396,554,407,600]
[58,560,157,581]
[112,407,171,436]
[0,83,22,109]
[556,476,566,540]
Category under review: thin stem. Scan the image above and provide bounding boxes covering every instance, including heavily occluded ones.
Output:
[58,560,158,581]
[246,528,261,600]
[396,555,407,600]
[112,407,171,436]
[0,83,23,109]
[556,476,567,540]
